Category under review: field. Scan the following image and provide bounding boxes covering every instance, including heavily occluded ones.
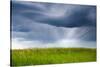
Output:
[11,48,96,66]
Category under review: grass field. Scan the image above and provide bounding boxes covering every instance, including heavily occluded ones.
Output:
[11,48,96,66]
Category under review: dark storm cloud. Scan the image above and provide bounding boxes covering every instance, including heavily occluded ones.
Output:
[36,6,96,27]
[11,1,96,44]
[11,1,96,27]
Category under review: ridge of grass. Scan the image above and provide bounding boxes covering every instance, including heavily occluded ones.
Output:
[11,48,96,66]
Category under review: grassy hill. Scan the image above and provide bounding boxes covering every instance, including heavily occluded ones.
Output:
[11,48,96,66]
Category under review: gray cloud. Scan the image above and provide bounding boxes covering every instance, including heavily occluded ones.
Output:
[11,1,96,49]
[11,1,96,27]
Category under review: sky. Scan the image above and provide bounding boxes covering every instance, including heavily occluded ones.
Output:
[11,1,96,49]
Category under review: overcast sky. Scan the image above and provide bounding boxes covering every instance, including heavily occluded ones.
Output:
[11,1,96,49]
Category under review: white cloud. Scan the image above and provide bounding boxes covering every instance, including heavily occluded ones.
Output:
[12,38,96,49]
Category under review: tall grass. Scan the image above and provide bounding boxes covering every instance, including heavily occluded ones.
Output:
[11,48,96,66]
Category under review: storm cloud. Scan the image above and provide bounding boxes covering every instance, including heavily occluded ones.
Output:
[11,1,96,49]
[11,1,96,27]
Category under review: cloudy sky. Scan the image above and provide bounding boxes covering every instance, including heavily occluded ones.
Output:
[11,1,96,49]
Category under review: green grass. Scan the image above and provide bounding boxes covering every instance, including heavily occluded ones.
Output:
[11,48,96,66]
